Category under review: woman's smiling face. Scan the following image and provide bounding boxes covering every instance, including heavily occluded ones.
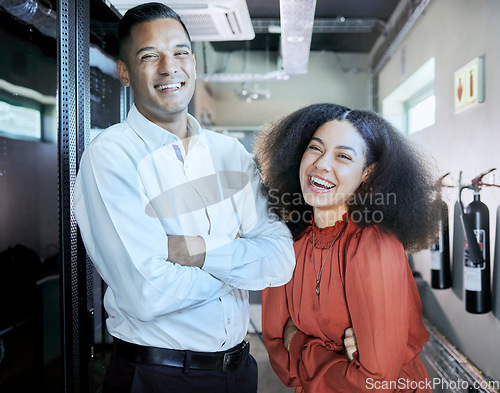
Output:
[299,120,369,224]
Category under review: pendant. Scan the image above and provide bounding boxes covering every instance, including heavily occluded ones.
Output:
[315,284,320,296]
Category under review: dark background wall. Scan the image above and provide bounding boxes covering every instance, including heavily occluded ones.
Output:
[0,9,61,392]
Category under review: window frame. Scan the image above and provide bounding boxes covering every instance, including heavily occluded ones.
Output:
[404,82,435,134]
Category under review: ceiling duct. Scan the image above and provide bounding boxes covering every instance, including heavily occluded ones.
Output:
[252,17,386,35]
[112,0,255,42]
[280,0,317,75]
[0,0,57,39]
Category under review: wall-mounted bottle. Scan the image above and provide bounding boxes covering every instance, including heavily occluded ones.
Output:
[459,168,498,314]
[431,199,452,289]
[463,188,491,313]
[431,174,452,289]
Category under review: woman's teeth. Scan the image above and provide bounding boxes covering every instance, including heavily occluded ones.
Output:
[310,176,335,189]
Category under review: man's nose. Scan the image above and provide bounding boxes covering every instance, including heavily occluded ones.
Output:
[158,55,178,75]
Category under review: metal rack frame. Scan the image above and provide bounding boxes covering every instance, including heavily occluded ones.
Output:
[58,1,93,392]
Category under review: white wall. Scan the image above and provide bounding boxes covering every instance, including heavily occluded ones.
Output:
[378,0,500,381]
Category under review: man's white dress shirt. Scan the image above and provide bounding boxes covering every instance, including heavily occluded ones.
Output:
[74,105,295,352]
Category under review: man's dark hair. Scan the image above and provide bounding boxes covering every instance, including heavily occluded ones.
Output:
[117,2,192,61]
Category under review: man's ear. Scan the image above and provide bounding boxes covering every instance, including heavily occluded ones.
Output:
[116,60,130,87]
[362,163,377,181]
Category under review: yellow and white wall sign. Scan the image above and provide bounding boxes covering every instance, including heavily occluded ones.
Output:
[454,56,485,114]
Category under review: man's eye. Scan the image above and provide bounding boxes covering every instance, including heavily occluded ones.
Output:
[141,54,157,61]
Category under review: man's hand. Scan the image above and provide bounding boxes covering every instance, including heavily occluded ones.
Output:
[283,317,299,352]
[344,327,357,362]
[167,235,206,268]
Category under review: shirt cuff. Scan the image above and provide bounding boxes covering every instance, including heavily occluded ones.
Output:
[200,234,233,276]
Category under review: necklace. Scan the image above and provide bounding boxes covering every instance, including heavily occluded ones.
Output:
[312,217,348,296]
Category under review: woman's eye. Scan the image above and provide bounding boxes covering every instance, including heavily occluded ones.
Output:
[308,145,321,152]
[337,153,352,161]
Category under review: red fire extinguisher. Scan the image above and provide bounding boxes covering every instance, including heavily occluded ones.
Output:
[431,173,452,289]
[459,168,499,314]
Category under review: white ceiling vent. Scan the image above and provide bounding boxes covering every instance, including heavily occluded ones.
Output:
[112,0,255,42]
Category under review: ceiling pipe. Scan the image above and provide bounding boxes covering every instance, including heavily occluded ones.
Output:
[369,0,432,111]
[0,0,57,39]
[372,0,431,75]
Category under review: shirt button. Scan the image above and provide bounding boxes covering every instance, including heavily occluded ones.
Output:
[226,318,231,325]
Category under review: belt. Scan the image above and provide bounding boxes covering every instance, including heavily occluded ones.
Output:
[115,339,249,372]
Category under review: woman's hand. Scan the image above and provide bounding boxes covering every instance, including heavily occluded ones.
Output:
[283,317,299,351]
[344,327,357,362]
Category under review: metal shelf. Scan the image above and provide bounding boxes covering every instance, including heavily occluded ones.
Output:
[422,319,498,393]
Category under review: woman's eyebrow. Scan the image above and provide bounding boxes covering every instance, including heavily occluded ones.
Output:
[311,138,358,156]
[336,145,358,157]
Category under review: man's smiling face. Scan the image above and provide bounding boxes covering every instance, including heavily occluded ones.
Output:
[117,18,197,126]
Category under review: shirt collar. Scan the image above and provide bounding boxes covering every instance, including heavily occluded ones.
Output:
[125,104,203,151]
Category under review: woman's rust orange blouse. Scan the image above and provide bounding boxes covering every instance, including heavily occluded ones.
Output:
[262,217,431,393]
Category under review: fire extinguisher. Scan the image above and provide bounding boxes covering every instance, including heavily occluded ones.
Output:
[431,174,452,289]
[459,168,499,314]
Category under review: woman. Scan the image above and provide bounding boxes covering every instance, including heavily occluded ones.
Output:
[254,103,439,392]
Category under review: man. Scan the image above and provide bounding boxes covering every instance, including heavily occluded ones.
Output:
[74,3,295,393]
